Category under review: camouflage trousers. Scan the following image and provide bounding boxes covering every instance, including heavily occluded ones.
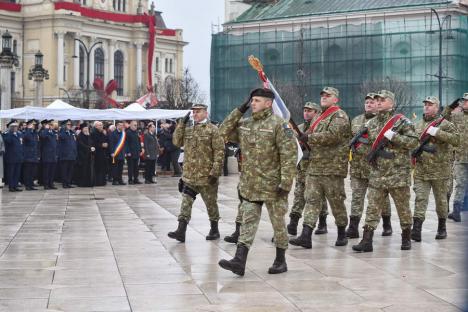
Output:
[178,182,220,223]
[235,201,243,223]
[453,163,468,205]
[238,197,289,250]
[303,175,348,228]
[350,176,391,218]
[413,178,449,221]
[365,186,412,230]
[290,168,328,218]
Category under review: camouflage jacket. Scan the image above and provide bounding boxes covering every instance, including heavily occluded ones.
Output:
[220,108,297,202]
[413,115,459,180]
[363,110,418,188]
[447,110,468,163]
[306,106,351,177]
[297,121,311,173]
[173,120,225,186]
[350,113,375,179]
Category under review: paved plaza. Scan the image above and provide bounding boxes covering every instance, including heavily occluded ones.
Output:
[0,175,467,312]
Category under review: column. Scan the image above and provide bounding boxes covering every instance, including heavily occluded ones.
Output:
[57,32,65,87]
[0,61,13,129]
[35,80,43,107]
[108,40,115,80]
[136,42,142,90]
[73,34,80,88]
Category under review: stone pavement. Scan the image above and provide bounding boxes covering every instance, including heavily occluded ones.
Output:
[0,175,467,312]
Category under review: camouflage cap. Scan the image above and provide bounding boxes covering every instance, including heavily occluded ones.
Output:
[365,92,377,100]
[191,103,208,110]
[375,90,395,102]
[320,86,339,98]
[463,92,468,100]
[303,102,321,111]
[423,96,440,105]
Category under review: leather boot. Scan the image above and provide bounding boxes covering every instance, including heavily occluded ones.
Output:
[206,221,220,240]
[352,226,374,252]
[381,215,393,236]
[315,215,328,235]
[287,213,300,236]
[435,218,447,240]
[268,247,288,274]
[448,202,462,222]
[168,220,187,242]
[411,217,423,242]
[218,243,249,276]
[289,224,313,249]
[224,222,241,243]
[401,228,411,250]
[335,226,348,246]
[346,215,360,238]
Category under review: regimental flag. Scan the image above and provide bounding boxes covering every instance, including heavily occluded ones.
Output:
[248,55,303,165]
[136,92,158,109]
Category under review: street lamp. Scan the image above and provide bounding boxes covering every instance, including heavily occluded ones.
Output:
[1,30,12,55]
[72,38,102,109]
[28,50,49,107]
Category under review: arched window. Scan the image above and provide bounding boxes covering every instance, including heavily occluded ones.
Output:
[165,58,168,73]
[169,59,173,73]
[79,46,85,88]
[114,50,124,96]
[94,48,104,80]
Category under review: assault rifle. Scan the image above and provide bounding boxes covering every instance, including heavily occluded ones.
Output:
[290,118,311,152]
[366,120,404,168]
[349,127,369,153]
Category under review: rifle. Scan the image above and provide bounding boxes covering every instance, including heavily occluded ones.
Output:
[289,118,311,151]
[349,127,369,153]
[366,120,404,167]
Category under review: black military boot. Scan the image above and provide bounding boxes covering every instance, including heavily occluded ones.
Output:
[315,215,328,235]
[287,213,300,236]
[435,218,447,240]
[218,243,249,276]
[224,222,241,244]
[448,202,462,222]
[289,224,312,249]
[411,217,423,242]
[401,228,411,250]
[206,221,220,240]
[268,247,288,274]
[381,215,393,236]
[335,226,348,246]
[167,220,187,242]
[352,226,374,252]
[346,215,360,238]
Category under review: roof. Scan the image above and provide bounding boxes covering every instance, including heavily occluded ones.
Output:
[230,0,454,23]
[154,11,167,29]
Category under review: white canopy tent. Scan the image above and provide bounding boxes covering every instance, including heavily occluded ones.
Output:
[46,99,78,110]
[123,103,147,112]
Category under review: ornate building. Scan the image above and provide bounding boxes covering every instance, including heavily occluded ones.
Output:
[0,0,186,108]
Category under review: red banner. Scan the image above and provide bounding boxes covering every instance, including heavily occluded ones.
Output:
[0,2,22,12]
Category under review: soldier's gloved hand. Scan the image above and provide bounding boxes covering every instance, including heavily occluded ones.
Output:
[298,133,308,144]
[182,112,191,124]
[238,97,251,114]
[427,126,439,137]
[208,175,218,185]
[383,130,396,141]
[449,98,461,110]
[276,187,289,197]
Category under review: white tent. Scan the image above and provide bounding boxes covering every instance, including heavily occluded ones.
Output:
[123,103,146,112]
[46,99,78,110]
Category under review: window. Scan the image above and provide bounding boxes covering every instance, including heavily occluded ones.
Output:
[11,72,15,94]
[155,57,159,72]
[114,50,124,96]
[113,0,116,9]
[169,59,173,73]
[122,0,125,12]
[13,40,17,55]
[94,48,104,80]
[165,58,168,73]
[79,47,85,88]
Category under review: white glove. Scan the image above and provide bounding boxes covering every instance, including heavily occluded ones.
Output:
[90,147,96,152]
[427,126,439,137]
[384,130,396,141]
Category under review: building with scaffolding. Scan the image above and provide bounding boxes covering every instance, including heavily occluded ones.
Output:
[211,0,468,121]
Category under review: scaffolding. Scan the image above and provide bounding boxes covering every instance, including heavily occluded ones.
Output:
[210,13,468,121]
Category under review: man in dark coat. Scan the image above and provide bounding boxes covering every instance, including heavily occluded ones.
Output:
[22,119,40,190]
[58,119,78,188]
[90,121,109,186]
[3,120,24,192]
[76,123,95,187]
[125,120,142,184]
[109,121,127,185]
[39,120,58,189]
[143,123,159,183]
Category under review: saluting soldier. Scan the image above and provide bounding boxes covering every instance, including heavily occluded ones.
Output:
[39,120,58,190]
[168,104,225,243]
[290,87,351,249]
[3,120,24,192]
[347,93,393,238]
[58,119,77,188]
[411,96,459,241]
[287,101,329,236]
[353,90,418,252]
[22,119,40,191]
[218,88,297,276]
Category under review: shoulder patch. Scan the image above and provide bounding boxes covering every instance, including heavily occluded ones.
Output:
[282,123,294,138]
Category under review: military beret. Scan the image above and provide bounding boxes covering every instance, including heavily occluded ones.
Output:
[463,92,468,100]
[6,119,18,127]
[375,90,395,102]
[303,102,321,111]
[423,96,440,105]
[191,103,208,109]
[250,88,275,100]
[365,92,377,100]
[320,87,339,98]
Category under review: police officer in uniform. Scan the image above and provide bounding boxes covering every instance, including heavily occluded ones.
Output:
[3,120,24,192]
[58,119,77,188]
[40,120,58,190]
[22,119,40,190]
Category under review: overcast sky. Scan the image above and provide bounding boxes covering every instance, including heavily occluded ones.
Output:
[153,0,225,105]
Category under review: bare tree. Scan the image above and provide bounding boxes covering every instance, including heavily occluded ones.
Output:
[158,68,206,109]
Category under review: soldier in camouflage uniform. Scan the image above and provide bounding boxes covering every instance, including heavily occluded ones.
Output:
[347,93,392,239]
[287,102,329,236]
[411,96,459,241]
[353,90,418,252]
[218,88,297,276]
[168,103,225,243]
[446,93,468,222]
[290,87,351,249]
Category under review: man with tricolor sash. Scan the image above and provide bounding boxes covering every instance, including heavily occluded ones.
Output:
[353,90,418,252]
[109,121,127,185]
[290,87,351,249]
[410,96,459,242]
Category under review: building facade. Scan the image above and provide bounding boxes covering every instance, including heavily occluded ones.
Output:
[0,0,186,108]
[212,0,468,121]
